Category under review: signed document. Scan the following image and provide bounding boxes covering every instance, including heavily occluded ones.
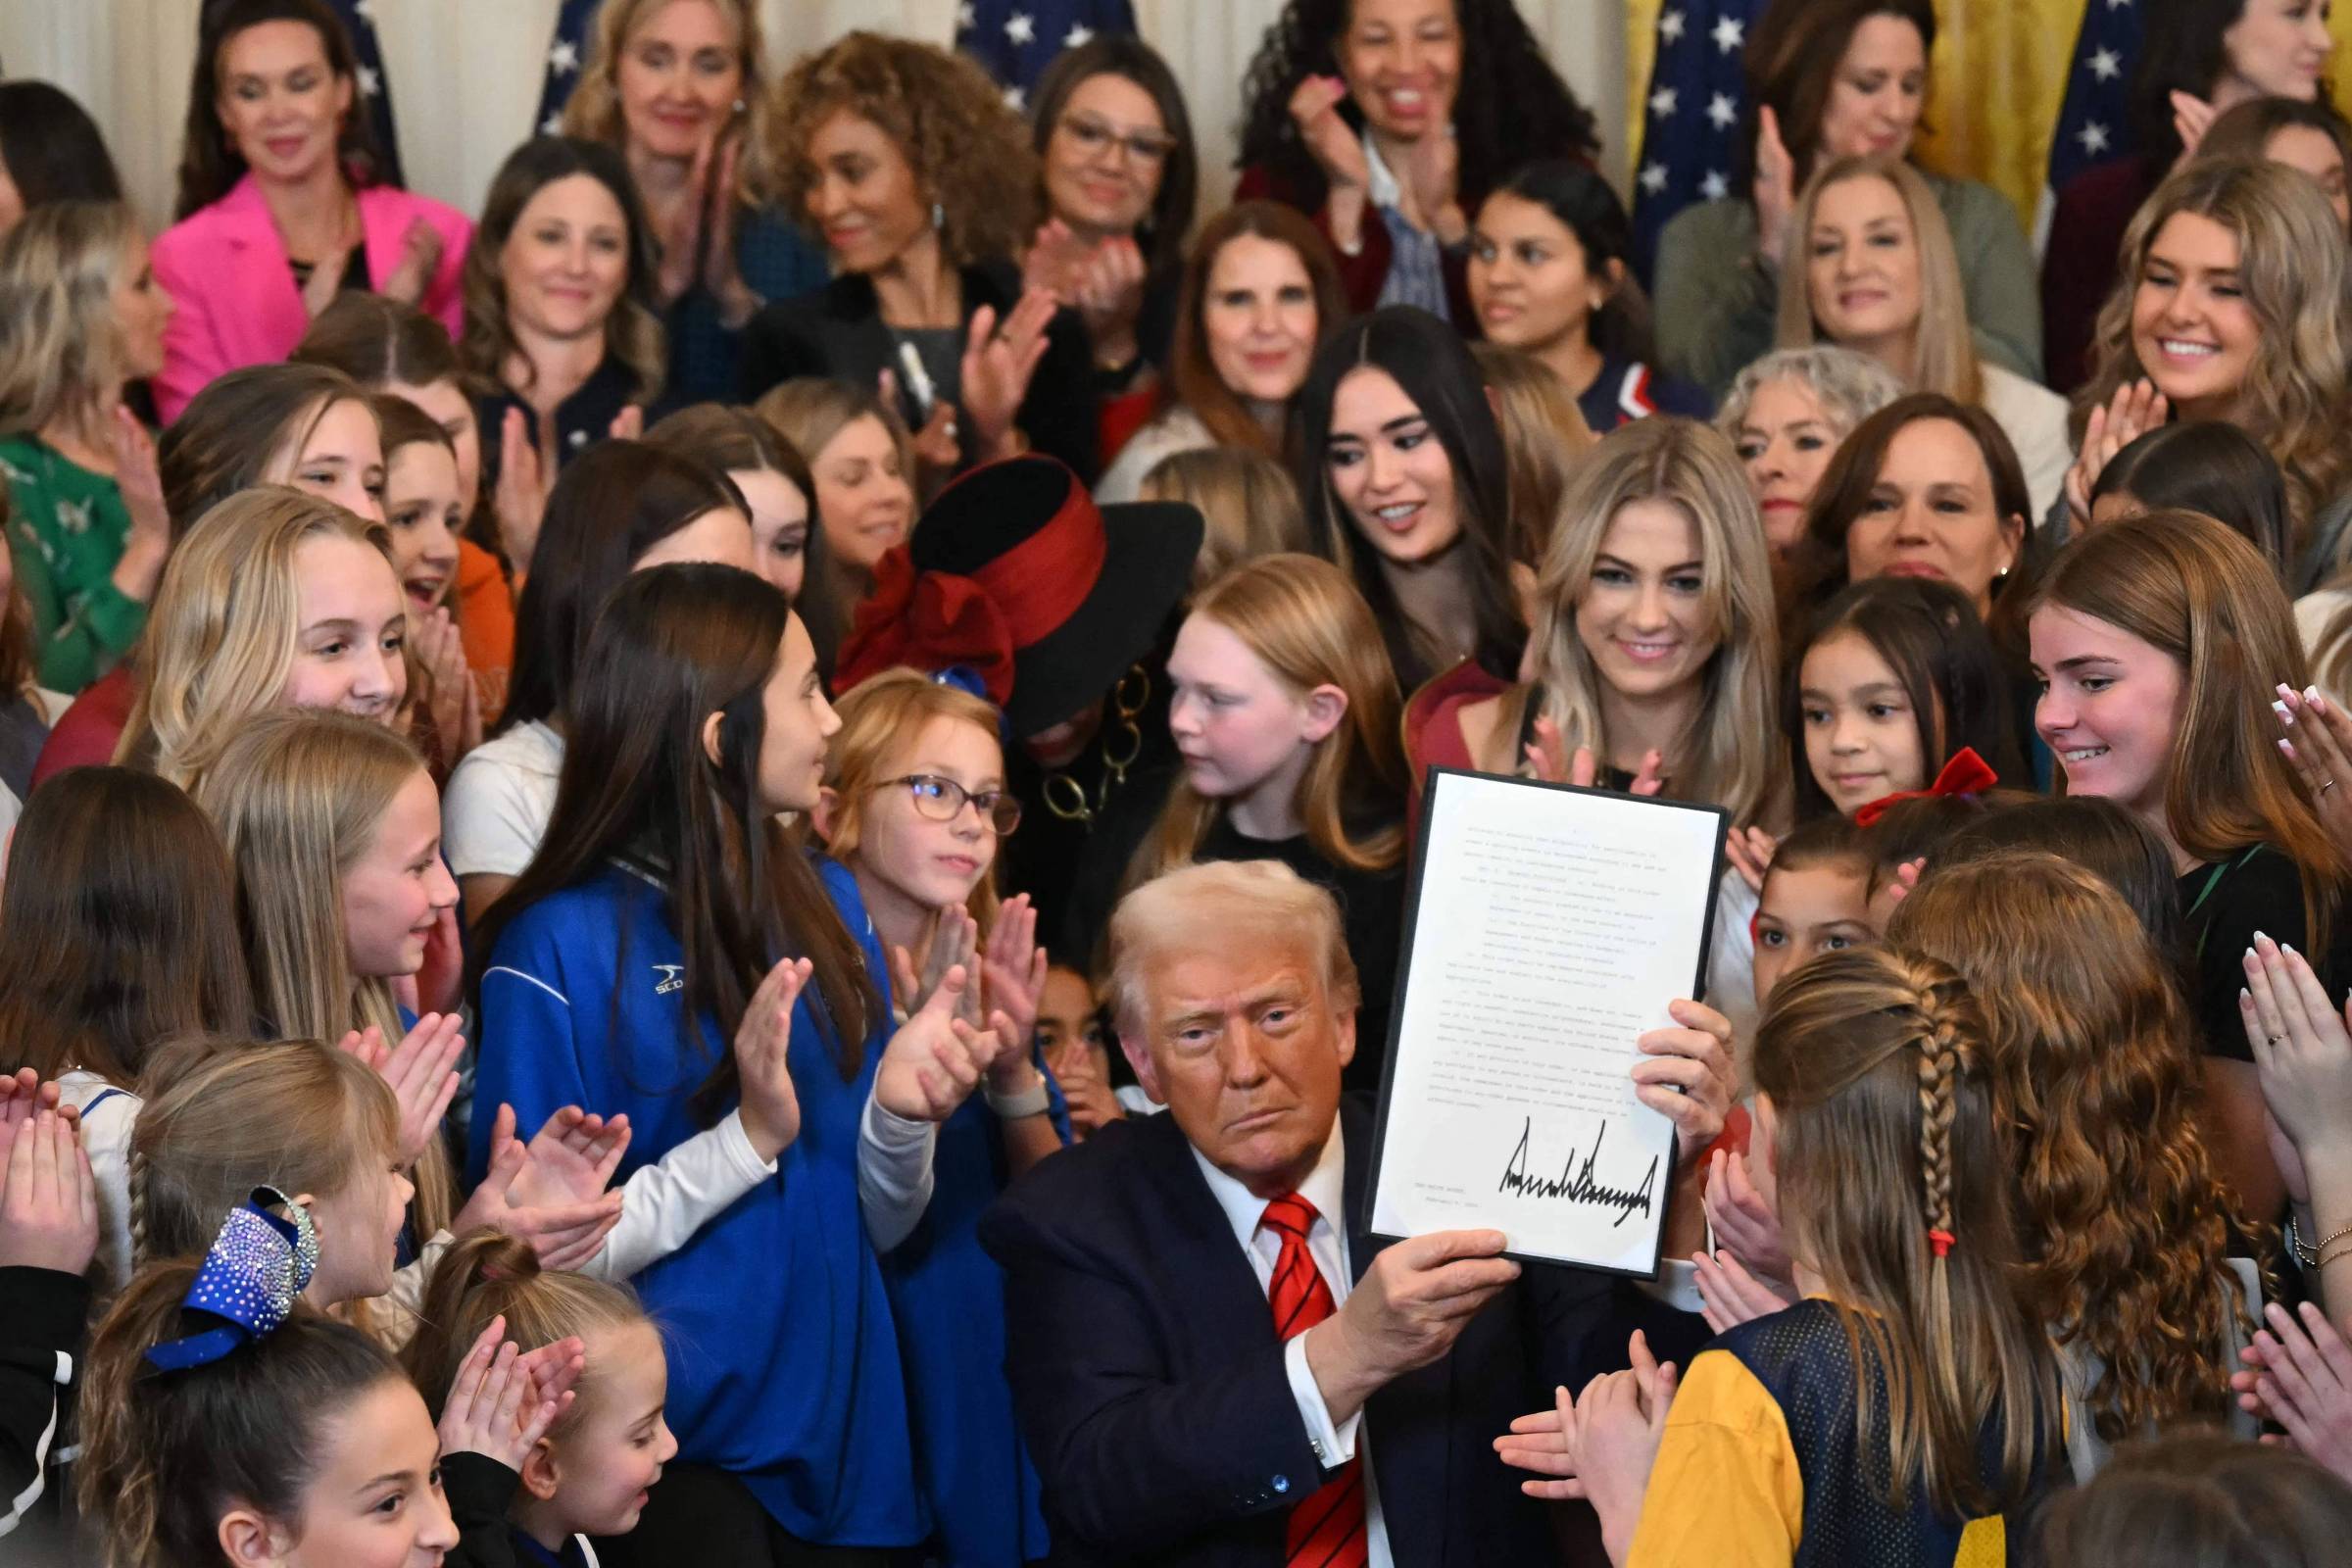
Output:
[1365,768,1727,1278]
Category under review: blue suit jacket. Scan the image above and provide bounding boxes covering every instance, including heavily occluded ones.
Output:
[979,1094,1700,1567]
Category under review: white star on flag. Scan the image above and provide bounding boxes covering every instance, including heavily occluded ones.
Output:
[1711,16,1744,53]
[1659,10,1686,43]
[357,65,379,98]
[1640,162,1670,194]
[2106,0,2130,8]
[2077,121,2110,155]
[2089,47,2121,80]
[354,0,375,19]
[1707,92,1737,128]
[1004,84,1028,110]
[1649,86,1678,118]
[1004,11,1035,44]
[548,38,579,74]
[1066,24,1095,48]
[956,2,977,29]
[1700,170,1729,200]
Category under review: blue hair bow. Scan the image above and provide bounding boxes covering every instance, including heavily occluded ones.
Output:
[143,1187,320,1373]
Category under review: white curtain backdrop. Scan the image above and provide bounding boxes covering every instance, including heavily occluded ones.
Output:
[0,0,1626,235]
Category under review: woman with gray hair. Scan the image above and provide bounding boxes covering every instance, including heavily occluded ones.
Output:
[1717,344,1904,565]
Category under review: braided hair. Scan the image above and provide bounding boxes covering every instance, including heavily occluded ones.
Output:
[1754,946,2062,1518]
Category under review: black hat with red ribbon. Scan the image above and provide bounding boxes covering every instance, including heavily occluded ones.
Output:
[837,455,1203,737]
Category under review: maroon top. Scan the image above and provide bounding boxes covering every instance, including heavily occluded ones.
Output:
[2040,155,2163,395]
[30,665,133,789]
[1234,163,1477,327]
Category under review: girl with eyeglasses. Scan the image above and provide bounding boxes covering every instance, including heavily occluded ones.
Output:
[812,665,1062,1567]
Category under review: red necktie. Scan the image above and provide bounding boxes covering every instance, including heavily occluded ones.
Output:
[1259,1193,1369,1568]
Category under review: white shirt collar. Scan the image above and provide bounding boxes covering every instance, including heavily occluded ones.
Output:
[1361,128,1402,210]
[1189,1115,1349,1252]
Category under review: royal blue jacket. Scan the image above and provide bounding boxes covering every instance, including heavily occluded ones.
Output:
[470,858,923,1547]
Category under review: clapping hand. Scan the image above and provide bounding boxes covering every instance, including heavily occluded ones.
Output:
[1287,74,1370,192]
[1523,714,1664,797]
[2064,378,2169,524]
[381,217,446,309]
[0,1104,98,1275]
[338,1013,465,1169]
[1752,106,1798,270]
[959,293,1058,462]
[2235,1300,2352,1484]
[733,956,810,1161]
[454,1107,625,1271]
[437,1316,581,1472]
[980,896,1050,1065]
[1723,825,1779,896]
[1495,1329,1679,1554]
[2171,90,2219,167]
[411,606,482,769]
[491,1104,632,1211]
[2240,934,2352,1189]
[873,965,1010,1122]
[1692,1247,1795,1334]
[2275,685,2352,862]
[1702,1147,1792,1286]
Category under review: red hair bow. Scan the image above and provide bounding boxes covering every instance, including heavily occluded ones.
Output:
[835,546,1017,706]
[1852,747,1999,829]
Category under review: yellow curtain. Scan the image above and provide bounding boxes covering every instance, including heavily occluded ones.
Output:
[1626,1,2352,230]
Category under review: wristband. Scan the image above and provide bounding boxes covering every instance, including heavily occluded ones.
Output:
[984,1073,1052,1119]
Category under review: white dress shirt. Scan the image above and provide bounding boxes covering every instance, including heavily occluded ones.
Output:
[1189,1124,1394,1567]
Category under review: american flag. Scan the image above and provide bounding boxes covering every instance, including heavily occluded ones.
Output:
[955,0,1139,110]
[2047,0,2143,193]
[536,0,607,135]
[1631,0,1771,285]
[322,0,403,185]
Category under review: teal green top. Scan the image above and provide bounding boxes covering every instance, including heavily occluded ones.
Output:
[0,433,146,694]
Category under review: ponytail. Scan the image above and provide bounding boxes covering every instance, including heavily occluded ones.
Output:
[403,1228,646,1435]
[77,1257,400,1568]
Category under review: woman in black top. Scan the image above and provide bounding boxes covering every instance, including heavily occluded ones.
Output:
[743,33,1097,487]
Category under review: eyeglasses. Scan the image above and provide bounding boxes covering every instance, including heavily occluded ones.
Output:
[881,774,1023,835]
[1058,113,1177,167]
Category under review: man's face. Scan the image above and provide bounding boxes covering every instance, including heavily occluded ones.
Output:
[1121,933,1354,1197]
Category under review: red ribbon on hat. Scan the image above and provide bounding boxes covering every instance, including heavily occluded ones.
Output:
[1852,747,1999,829]
[836,546,1017,706]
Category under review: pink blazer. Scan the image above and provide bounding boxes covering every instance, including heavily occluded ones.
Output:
[149,173,472,421]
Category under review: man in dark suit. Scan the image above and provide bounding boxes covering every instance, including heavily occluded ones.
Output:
[980,860,1731,1567]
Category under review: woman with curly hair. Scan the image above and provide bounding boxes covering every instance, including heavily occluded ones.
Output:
[1651,0,2040,399]
[561,0,830,404]
[1233,0,1600,326]
[743,32,1098,485]
[1891,851,2259,1479]
[2067,157,2352,570]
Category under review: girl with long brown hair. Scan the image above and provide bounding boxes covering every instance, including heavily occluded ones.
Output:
[1073,553,1407,1092]
[1513,947,2063,1563]
[2029,508,2345,1219]
[1890,851,2258,1477]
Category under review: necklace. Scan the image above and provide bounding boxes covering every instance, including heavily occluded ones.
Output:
[1042,665,1151,827]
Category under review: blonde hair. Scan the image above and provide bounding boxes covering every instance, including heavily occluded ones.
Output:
[1135,554,1404,884]
[404,1230,648,1442]
[127,1035,399,1270]
[1105,858,1357,1041]
[2076,158,2352,532]
[193,709,452,1239]
[561,0,782,206]
[754,375,914,479]
[820,667,1006,931]
[115,487,394,793]
[1777,157,1980,404]
[1519,417,1783,824]
[1137,446,1309,589]
[1469,342,1596,569]
[1756,946,2063,1517]
[0,198,145,435]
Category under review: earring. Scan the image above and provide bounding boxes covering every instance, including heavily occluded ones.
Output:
[931,201,946,231]
[733,97,747,115]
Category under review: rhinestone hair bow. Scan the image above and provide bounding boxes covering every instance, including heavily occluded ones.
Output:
[143,1187,321,1373]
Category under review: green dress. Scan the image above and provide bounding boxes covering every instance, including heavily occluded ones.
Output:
[0,433,145,695]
